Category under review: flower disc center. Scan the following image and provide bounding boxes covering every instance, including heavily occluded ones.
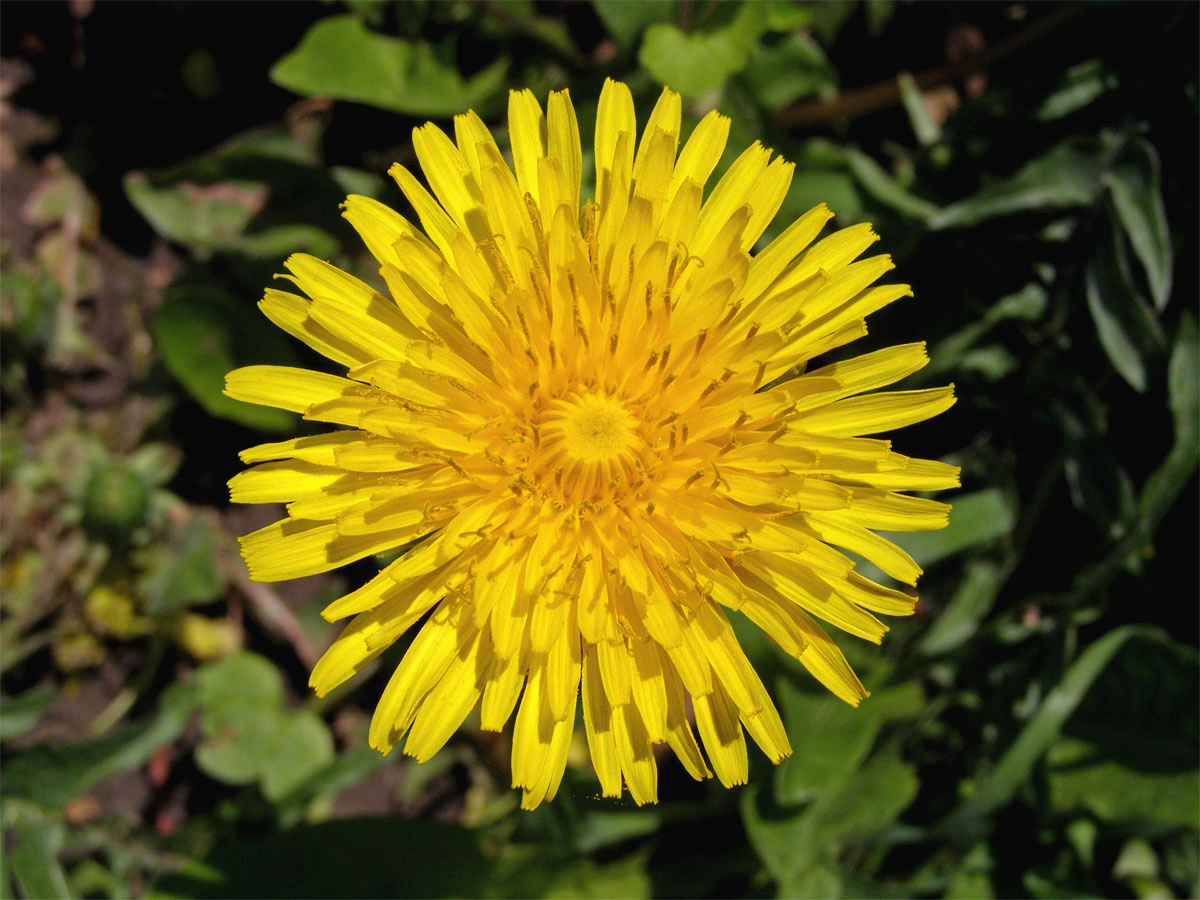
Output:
[557,393,639,463]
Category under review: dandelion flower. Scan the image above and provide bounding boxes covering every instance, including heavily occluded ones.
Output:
[226,80,958,809]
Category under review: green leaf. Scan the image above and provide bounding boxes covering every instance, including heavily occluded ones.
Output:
[740,32,834,110]
[152,817,493,899]
[843,147,940,220]
[897,72,942,146]
[3,682,198,808]
[271,748,387,826]
[494,849,653,900]
[591,0,677,49]
[744,745,919,886]
[1036,59,1115,121]
[135,515,226,616]
[0,685,58,742]
[1064,438,1136,537]
[1048,635,1198,827]
[930,137,1112,229]
[125,174,263,256]
[194,652,335,800]
[260,711,336,802]
[1049,739,1198,829]
[1106,138,1173,311]
[153,282,298,432]
[776,677,923,803]
[946,625,1161,827]
[124,173,339,261]
[639,2,769,98]
[1084,226,1164,393]
[918,560,1006,656]
[9,816,72,900]
[195,652,288,786]
[270,15,507,116]
[1167,313,1199,450]
[924,283,1048,380]
[890,489,1016,571]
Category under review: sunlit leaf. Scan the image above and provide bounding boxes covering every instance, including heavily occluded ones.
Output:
[639,2,769,98]
[270,15,507,116]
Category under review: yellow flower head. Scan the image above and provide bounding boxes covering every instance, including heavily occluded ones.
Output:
[226,80,958,809]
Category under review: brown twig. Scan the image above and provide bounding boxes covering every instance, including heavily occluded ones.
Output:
[230,566,322,670]
[775,4,1084,130]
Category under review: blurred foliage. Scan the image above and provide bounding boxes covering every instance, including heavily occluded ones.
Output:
[0,1,1196,898]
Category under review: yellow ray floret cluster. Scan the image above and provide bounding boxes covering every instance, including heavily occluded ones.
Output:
[226,80,958,809]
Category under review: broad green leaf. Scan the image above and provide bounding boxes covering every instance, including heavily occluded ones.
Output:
[591,0,677,49]
[195,652,289,786]
[135,514,226,616]
[124,174,264,256]
[639,2,768,99]
[843,147,940,220]
[260,711,336,802]
[3,682,198,808]
[776,677,923,803]
[768,0,857,45]
[9,816,72,900]
[194,652,336,800]
[0,685,58,741]
[1036,59,1115,121]
[930,137,1112,229]
[744,745,919,886]
[740,32,834,110]
[154,282,298,432]
[1049,738,1199,828]
[945,844,996,900]
[1106,138,1173,310]
[270,15,507,116]
[124,173,340,261]
[1061,634,1197,771]
[152,817,492,899]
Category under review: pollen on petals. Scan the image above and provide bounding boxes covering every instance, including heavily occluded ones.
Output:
[226,80,957,809]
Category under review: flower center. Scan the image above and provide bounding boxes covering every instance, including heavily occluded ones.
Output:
[552,392,639,463]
